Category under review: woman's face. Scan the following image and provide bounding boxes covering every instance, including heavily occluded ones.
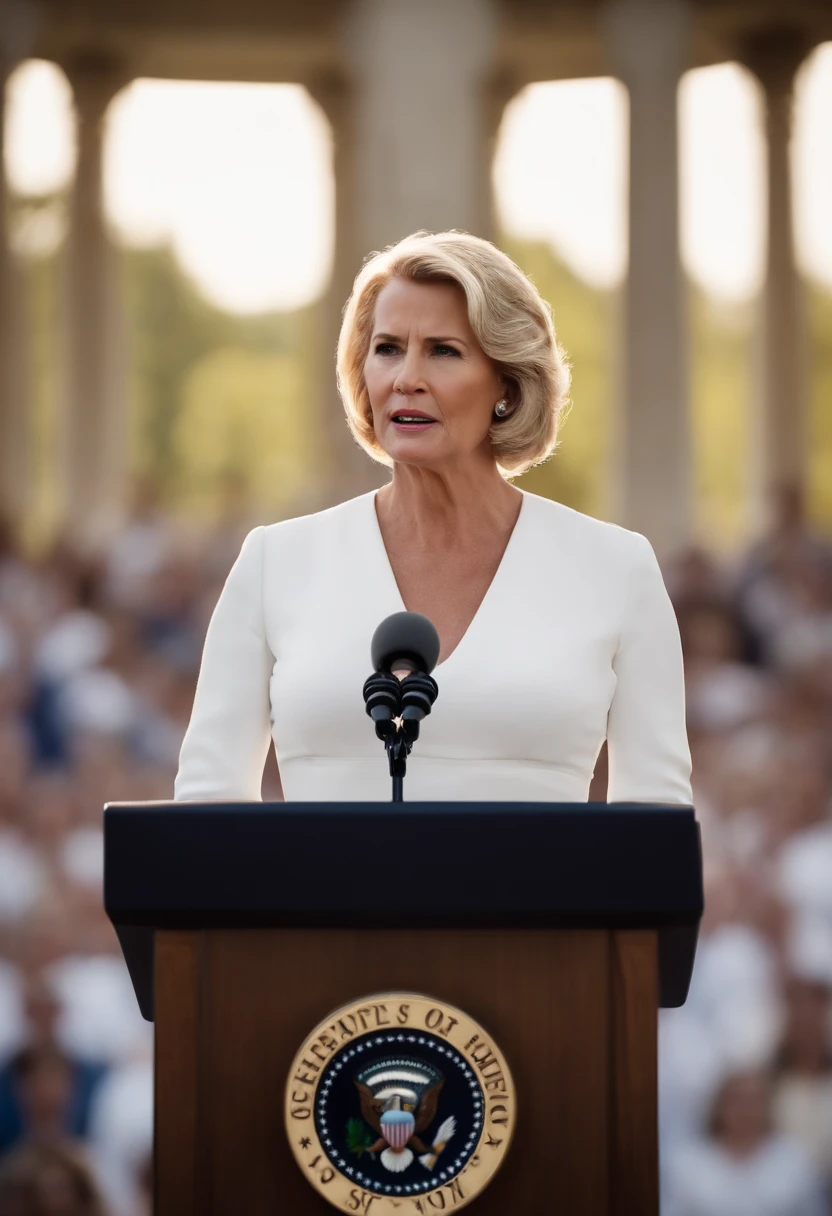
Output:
[363,278,505,472]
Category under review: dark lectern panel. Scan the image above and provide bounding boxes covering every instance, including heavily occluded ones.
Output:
[155,927,617,1215]
[104,801,703,1017]
[610,931,659,1213]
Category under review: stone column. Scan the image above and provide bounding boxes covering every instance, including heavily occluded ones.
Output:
[313,0,500,501]
[740,31,811,534]
[482,68,521,245]
[60,53,129,554]
[306,68,379,503]
[601,0,692,557]
[0,0,39,539]
[341,0,498,255]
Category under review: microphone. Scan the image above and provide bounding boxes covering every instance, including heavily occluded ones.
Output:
[371,611,441,676]
[362,612,441,801]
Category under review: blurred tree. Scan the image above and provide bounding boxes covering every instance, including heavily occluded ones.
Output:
[170,345,313,520]
[500,235,832,554]
[26,238,62,553]
[125,245,320,513]
[499,236,612,521]
[808,283,832,528]
[126,245,229,496]
[689,289,752,553]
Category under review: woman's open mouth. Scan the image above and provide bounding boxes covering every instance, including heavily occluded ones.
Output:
[391,414,437,430]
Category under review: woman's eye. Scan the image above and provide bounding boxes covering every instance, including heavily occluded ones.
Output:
[373,343,459,357]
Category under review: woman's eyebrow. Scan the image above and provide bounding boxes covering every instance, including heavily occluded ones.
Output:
[372,331,468,347]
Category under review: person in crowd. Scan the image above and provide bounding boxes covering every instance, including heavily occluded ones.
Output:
[0,1140,109,1216]
[773,976,832,1195]
[0,975,107,1156]
[662,1068,827,1216]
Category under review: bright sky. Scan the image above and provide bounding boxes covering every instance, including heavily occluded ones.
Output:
[4,46,832,312]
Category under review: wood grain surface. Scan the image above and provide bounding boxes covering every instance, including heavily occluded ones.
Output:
[154,927,658,1216]
[154,932,200,1213]
[609,930,659,1215]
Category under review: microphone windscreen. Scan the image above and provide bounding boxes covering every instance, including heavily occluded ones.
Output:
[371,612,441,675]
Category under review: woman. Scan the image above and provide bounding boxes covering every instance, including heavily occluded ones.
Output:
[174,230,692,806]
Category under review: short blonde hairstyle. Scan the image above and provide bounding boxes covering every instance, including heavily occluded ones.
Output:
[336,230,571,478]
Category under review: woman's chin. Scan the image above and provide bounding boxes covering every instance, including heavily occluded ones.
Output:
[384,439,442,465]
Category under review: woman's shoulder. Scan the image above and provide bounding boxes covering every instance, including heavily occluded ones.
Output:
[521,491,653,562]
[259,491,373,543]
[251,489,654,569]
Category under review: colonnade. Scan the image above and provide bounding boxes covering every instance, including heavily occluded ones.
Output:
[0,0,130,553]
[0,0,820,555]
[740,28,813,532]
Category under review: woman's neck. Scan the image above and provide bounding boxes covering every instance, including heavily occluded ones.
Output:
[376,461,522,545]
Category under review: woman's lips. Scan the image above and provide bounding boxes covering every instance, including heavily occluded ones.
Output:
[391,416,437,430]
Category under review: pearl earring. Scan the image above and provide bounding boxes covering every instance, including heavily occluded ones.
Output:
[494,399,510,418]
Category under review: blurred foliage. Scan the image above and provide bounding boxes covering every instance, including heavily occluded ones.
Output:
[500,236,613,520]
[27,241,62,549]
[125,245,321,521]
[506,237,832,550]
[808,283,832,527]
[689,292,753,552]
[503,236,756,547]
[171,345,313,515]
[12,191,832,547]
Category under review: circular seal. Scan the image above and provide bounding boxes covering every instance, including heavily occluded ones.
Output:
[285,993,515,1212]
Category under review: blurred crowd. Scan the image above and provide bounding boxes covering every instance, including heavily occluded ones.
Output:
[659,484,832,1216]
[0,481,829,1215]
[0,484,267,1216]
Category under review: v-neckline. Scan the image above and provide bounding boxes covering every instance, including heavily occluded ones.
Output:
[368,487,528,671]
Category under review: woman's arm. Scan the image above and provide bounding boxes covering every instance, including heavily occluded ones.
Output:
[173,526,273,802]
[606,532,693,806]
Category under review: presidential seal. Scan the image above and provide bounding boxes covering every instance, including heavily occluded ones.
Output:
[285,993,515,1212]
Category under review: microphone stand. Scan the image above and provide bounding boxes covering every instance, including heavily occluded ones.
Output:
[363,669,438,802]
[386,719,420,803]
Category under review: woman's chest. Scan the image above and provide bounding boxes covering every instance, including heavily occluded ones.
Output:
[384,544,509,664]
[263,516,621,763]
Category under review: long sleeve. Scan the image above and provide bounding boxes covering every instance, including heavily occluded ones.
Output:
[606,531,693,806]
[174,526,273,802]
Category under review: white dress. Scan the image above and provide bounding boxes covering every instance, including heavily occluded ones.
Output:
[173,488,693,805]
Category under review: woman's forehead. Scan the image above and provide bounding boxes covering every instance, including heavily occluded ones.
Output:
[373,277,470,334]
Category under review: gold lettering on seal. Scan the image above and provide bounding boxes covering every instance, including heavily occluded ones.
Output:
[346,1189,380,1212]
[413,1176,466,1210]
[285,994,514,1210]
[463,1036,512,1126]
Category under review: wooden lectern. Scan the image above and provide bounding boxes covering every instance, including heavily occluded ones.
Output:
[104,801,702,1216]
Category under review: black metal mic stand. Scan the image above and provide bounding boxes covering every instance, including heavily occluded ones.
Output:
[362,669,438,802]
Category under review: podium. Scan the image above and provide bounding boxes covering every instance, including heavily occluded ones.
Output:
[104,800,702,1216]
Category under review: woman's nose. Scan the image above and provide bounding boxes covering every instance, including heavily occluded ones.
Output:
[392,349,425,394]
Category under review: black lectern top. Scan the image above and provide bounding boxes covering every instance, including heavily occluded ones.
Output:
[104,800,702,1019]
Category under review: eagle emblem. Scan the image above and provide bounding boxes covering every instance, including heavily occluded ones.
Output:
[352,1057,456,1173]
[286,994,515,1211]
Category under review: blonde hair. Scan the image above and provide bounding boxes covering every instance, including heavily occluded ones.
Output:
[336,230,571,478]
